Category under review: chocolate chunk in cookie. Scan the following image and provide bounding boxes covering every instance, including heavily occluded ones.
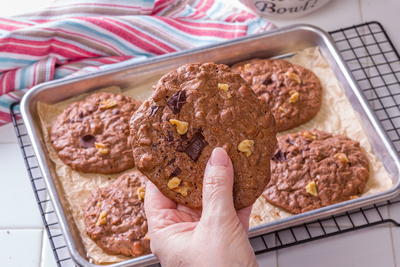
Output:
[84,170,150,257]
[167,90,187,114]
[232,59,322,132]
[130,63,277,209]
[263,129,369,214]
[51,92,141,174]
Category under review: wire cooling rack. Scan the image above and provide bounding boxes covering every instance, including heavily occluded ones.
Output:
[10,21,400,266]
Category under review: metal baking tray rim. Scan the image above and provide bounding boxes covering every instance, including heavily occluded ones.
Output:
[20,23,400,266]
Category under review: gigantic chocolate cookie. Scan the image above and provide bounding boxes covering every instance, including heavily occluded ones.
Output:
[84,170,150,257]
[51,92,141,174]
[264,129,369,214]
[232,59,322,132]
[130,63,277,209]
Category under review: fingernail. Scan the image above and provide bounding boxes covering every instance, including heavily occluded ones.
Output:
[210,147,229,167]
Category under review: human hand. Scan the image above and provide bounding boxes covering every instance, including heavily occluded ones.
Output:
[144,147,257,267]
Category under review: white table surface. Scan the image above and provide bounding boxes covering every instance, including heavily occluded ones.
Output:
[1,0,400,266]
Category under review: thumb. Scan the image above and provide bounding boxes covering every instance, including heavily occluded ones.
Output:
[201,147,236,225]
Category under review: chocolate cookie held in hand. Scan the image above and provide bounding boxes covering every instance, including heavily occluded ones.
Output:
[51,92,141,174]
[264,129,370,214]
[130,63,277,209]
[84,170,150,257]
[232,59,322,132]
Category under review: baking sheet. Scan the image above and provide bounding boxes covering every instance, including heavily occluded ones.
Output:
[249,47,392,227]
[36,47,392,264]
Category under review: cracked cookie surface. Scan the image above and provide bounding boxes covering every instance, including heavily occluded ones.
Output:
[84,170,149,257]
[232,59,322,132]
[264,129,369,214]
[51,92,141,174]
[130,63,277,209]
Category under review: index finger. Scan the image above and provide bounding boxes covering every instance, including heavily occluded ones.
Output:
[144,180,176,217]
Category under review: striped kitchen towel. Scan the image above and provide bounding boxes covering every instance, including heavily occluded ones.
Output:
[0,0,274,125]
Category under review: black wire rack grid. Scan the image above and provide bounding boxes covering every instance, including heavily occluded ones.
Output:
[9,21,400,266]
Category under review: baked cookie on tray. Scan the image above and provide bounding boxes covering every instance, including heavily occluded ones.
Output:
[129,62,277,210]
[231,59,322,132]
[50,92,141,174]
[84,170,150,257]
[263,129,369,214]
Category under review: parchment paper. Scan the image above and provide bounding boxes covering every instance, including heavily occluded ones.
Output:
[37,47,392,264]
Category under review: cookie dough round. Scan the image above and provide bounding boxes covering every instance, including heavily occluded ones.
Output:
[51,92,141,174]
[263,129,369,214]
[130,63,277,210]
[232,59,322,132]
[84,170,150,257]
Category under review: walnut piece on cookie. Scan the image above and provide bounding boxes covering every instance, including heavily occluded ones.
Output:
[50,92,141,174]
[264,129,369,214]
[130,62,277,209]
